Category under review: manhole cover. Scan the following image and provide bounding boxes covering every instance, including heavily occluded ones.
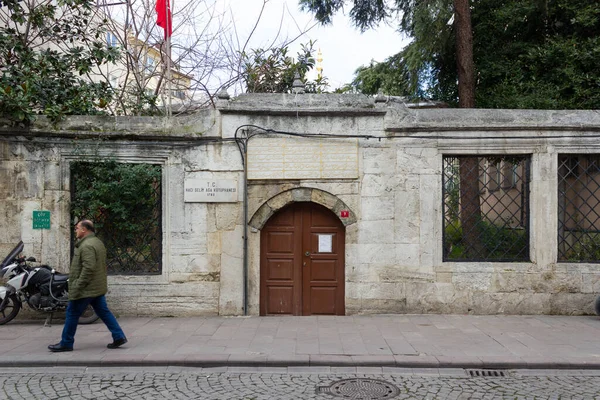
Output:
[317,378,400,399]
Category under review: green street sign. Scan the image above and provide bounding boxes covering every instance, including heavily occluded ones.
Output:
[32,211,51,229]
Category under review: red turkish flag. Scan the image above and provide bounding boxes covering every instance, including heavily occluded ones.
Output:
[155,0,172,38]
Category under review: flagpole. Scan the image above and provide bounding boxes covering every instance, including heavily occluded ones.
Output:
[166,0,172,118]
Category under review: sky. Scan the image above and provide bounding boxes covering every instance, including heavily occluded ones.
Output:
[219,0,410,90]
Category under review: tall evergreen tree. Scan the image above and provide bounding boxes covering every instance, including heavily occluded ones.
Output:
[347,0,600,109]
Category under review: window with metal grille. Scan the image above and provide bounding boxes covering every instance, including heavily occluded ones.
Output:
[443,155,530,262]
[558,155,600,262]
[70,161,162,275]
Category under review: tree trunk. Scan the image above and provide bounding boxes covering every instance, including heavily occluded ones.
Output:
[458,157,485,257]
[454,0,483,257]
[454,0,475,107]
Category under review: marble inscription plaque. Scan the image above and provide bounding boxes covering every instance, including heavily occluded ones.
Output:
[248,137,358,180]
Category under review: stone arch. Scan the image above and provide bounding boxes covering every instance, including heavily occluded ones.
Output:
[249,187,357,230]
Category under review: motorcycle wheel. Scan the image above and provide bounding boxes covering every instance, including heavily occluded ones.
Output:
[594,296,600,316]
[0,295,21,325]
[78,305,100,324]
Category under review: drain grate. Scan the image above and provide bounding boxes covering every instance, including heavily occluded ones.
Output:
[467,369,509,378]
[317,378,401,399]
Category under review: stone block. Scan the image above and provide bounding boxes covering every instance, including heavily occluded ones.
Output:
[360,174,399,197]
[207,231,222,255]
[357,220,395,244]
[549,293,595,315]
[377,264,435,283]
[345,282,361,299]
[356,244,397,265]
[167,167,186,231]
[354,282,405,300]
[221,225,244,259]
[395,244,421,267]
[291,187,312,202]
[345,223,358,245]
[437,272,453,283]
[530,271,582,294]
[219,253,244,315]
[470,292,550,314]
[310,189,338,209]
[405,282,469,314]
[215,203,242,231]
[333,198,357,226]
[0,165,15,199]
[307,181,359,196]
[453,272,493,291]
[0,141,10,161]
[345,264,380,283]
[491,271,533,293]
[361,196,394,221]
[44,161,61,191]
[362,147,396,174]
[345,298,362,315]
[205,142,243,171]
[360,299,408,314]
[249,203,273,230]
[169,254,220,274]
[267,190,293,211]
[397,150,427,174]
[0,200,21,244]
[582,272,600,293]
[21,200,43,244]
[146,281,220,298]
[169,272,220,283]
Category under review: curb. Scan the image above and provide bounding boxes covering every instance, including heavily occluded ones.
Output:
[2,356,600,370]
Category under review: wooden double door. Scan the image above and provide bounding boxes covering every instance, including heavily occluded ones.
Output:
[260,202,345,316]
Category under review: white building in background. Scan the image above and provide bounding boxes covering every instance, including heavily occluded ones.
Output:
[0,0,191,114]
[102,29,192,113]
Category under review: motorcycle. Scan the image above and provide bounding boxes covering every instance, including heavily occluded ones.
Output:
[0,241,99,326]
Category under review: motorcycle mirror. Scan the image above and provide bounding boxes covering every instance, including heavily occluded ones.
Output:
[26,257,36,262]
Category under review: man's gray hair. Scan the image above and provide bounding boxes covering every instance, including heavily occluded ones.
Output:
[79,219,95,233]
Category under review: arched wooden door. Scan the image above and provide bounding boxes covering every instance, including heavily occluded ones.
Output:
[260,202,345,316]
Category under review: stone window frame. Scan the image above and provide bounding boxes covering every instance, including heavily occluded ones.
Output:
[61,145,172,285]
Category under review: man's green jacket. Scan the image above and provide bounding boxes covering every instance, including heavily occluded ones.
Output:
[69,233,108,300]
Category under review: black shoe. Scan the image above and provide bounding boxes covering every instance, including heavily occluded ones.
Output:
[107,337,128,349]
[48,343,73,352]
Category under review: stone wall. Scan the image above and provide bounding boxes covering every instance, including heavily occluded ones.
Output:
[1,94,600,316]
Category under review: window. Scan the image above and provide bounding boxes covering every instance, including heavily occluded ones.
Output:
[443,155,530,262]
[501,162,518,190]
[145,57,155,73]
[109,74,119,88]
[106,32,118,48]
[70,162,162,275]
[558,154,600,262]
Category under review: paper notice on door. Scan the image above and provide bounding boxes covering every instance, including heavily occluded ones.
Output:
[318,234,333,253]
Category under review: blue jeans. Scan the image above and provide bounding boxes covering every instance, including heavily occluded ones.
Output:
[60,295,125,348]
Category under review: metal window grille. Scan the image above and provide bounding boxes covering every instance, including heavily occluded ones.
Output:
[558,155,600,262]
[70,162,162,275]
[443,155,530,262]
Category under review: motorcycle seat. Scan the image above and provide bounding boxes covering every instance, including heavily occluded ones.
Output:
[53,274,69,282]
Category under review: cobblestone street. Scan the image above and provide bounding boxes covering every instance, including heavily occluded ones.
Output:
[2,367,600,399]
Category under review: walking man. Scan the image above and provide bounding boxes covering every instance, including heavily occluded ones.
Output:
[48,219,127,352]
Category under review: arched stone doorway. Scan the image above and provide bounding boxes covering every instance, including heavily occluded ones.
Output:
[260,202,346,316]
[249,187,356,230]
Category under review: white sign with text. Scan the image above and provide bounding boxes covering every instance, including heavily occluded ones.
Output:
[184,179,238,203]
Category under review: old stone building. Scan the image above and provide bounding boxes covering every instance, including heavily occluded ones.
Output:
[1,93,600,316]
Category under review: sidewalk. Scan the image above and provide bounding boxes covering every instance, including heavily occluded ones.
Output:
[1,314,600,369]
